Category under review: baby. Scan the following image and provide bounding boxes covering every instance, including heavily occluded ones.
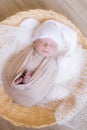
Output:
[14,18,76,85]
[14,38,58,85]
[14,18,66,85]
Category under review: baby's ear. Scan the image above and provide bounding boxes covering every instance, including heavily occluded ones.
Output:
[19,18,40,29]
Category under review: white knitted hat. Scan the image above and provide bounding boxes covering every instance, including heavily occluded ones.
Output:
[32,20,77,56]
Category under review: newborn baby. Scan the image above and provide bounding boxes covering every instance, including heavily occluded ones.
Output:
[14,38,58,85]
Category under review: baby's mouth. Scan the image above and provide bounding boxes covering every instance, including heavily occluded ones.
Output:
[43,50,49,53]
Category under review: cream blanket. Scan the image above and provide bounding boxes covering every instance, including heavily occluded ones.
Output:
[2,45,57,106]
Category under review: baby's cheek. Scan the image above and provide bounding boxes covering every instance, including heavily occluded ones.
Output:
[38,45,43,51]
[52,47,58,55]
[35,46,42,53]
[55,46,58,52]
[36,47,41,52]
[34,45,39,52]
[51,47,56,51]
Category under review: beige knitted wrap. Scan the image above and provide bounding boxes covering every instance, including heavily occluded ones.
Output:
[0,9,87,129]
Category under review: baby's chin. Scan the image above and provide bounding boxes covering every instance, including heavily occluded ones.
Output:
[38,51,56,57]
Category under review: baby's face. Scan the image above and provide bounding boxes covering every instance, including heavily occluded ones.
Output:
[34,38,58,57]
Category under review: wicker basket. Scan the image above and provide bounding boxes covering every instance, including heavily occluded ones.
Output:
[0,9,87,128]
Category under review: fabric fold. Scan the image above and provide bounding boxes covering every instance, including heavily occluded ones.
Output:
[2,45,58,107]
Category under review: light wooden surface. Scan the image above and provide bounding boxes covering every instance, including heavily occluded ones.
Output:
[0,0,87,130]
[0,0,87,38]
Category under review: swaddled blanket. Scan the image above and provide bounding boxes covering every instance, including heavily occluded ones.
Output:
[2,45,58,106]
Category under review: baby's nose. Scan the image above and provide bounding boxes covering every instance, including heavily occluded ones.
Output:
[45,44,50,48]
